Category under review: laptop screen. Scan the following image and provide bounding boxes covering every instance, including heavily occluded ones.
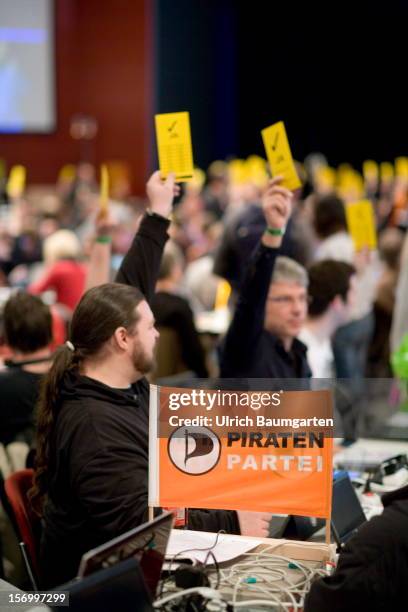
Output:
[331,472,366,545]
[77,511,173,597]
[52,557,153,612]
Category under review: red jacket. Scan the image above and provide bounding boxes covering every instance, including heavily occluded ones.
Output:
[29,260,87,311]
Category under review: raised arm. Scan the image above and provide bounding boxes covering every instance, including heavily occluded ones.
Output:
[115,172,180,303]
[85,211,117,291]
[220,177,293,376]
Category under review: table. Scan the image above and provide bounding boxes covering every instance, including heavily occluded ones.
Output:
[159,533,332,610]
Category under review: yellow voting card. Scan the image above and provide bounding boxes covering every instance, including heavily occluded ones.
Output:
[100,164,109,215]
[363,160,379,182]
[261,121,301,191]
[7,165,26,198]
[155,112,194,182]
[346,200,377,251]
[380,162,394,183]
[395,157,408,178]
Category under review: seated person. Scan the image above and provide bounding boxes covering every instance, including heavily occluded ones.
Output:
[368,228,403,376]
[313,194,377,386]
[220,177,311,379]
[30,172,272,589]
[305,485,408,612]
[0,292,53,446]
[29,230,87,312]
[151,241,208,379]
[299,260,356,378]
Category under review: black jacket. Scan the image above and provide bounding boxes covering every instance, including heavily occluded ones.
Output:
[0,367,41,445]
[305,485,408,612]
[220,242,311,379]
[41,214,239,588]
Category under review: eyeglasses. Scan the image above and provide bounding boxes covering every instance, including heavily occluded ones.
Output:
[267,295,311,306]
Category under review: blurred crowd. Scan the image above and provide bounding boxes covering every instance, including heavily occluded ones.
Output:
[1,154,408,440]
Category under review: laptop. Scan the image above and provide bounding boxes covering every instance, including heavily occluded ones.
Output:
[51,557,153,612]
[77,511,173,598]
[331,472,367,546]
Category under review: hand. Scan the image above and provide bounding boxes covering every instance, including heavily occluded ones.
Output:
[237,510,273,538]
[262,176,293,230]
[146,171,181,218]
[353,246,372,273]
[95,209,117,238]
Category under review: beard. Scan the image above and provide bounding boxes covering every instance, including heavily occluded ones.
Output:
[131,338,155,375]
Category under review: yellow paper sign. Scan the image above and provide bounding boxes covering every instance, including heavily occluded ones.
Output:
[246,155,268,188]
[155,112,194,182]
[338,169,364,200]
[363,160,379,182]
[315,166,336,191]
[346,200,377,250]
[100,164,109,215]
[380,162,394,183]
[261,121,301,191]
[7,165,26,198]
[395,157,408,179]
[214,280,231,310]
[58,164,76,182]
[228,159,247,185]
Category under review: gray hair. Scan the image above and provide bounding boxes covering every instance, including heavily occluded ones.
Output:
[271,256,308,287]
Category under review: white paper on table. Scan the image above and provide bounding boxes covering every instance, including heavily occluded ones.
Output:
[334,442,407,470]
[165,530,262,564]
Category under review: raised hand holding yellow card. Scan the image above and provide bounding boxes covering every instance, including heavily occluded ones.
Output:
[346,200,377,251]
[155,112,194,182]
[261,121,301,191]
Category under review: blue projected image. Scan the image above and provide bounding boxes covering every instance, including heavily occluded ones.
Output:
[0,40,29,132]
[0,1,55,133]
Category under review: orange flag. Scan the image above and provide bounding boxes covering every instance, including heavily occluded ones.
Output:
[149,387,333,519]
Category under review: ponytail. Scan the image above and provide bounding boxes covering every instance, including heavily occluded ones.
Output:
[29,344,79,515]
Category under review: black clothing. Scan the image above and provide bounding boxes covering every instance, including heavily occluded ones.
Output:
[41,214,239,588]
[41,371,239,588]
[305,485,408,612]
[151,291,208,378]
[0,367,42,445]
[220,242,311,379]
[214,205,312,291]
[10,233,43,271]
[115,213,169,303]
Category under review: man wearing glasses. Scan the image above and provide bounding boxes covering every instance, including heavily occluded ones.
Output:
[220,176,311,379]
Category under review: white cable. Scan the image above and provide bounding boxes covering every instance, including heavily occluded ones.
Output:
[232,599,292,609]
[218,552,325,610]
[158,548,328,610]
[228,574,300,610]
[226,554,313,589]
[154,586,222,608]
[231,578,284,610]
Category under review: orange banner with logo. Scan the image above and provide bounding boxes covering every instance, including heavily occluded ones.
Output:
[149,386,333,519]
